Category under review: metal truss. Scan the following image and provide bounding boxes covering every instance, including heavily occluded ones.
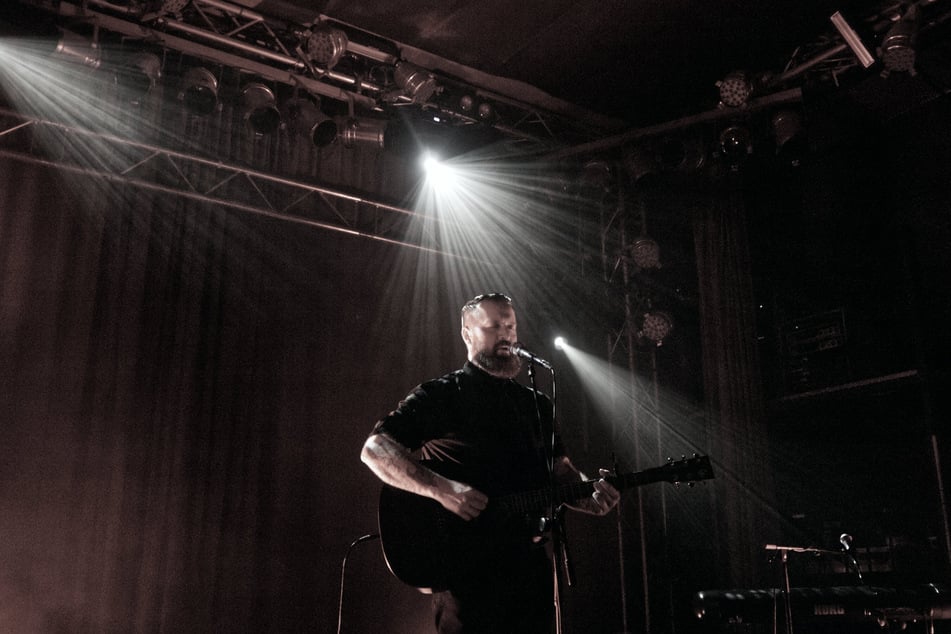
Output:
[12,0,618,149]
[0,107,481,259]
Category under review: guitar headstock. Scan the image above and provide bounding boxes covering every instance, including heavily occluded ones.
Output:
[609,454,715,492]
[661,454,714,485]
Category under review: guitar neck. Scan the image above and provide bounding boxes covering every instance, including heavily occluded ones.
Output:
[497,456,713,514]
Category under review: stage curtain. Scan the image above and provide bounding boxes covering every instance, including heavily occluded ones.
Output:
[692,183,777,587]
[0,91,427,631]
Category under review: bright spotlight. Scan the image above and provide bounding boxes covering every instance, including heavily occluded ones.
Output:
[422,152,442,172]
[422,152,456,185]
[553,336,567,350]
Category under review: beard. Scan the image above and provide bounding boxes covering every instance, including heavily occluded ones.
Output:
[474,345,522,379]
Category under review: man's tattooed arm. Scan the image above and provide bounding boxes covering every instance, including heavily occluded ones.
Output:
[361,433,488,521]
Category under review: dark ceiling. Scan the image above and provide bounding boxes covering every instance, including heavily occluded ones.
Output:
[4,0,950,153]
[260,0,951,130]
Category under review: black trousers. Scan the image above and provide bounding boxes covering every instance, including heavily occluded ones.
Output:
[432,547,554,634]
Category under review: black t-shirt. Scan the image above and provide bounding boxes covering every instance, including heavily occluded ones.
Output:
[372,361,564,497]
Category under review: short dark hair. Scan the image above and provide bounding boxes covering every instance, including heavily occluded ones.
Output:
[461,292,512,317]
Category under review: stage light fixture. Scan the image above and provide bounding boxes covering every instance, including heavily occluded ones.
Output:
[718,124,752,169]
[458,94,476,114]
[421,151,441,172]
[553,336,566,351]
[117,52,161,104]
[476,101,496,122]
[656,134,707,172]
[630,237,661,270]
[771,110,806,166]
[179,67,218,116]
[52,28,101,69]
[156,0,190,13]
[716,71,752,108]
[580,158,614,191]
[421,151,456,184]
[623,145,658,184]
[639,311,673,346]
[338,116,387,149]
[305,23,348,69]
[830,11,876,69]
[879,5,918,76]
[284,98,337,147]
[241,82,281,135]
[394,61,438,103]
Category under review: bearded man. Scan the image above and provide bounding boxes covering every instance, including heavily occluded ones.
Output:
[361,292,619,633]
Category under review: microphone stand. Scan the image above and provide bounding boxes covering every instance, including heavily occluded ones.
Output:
[764,544,846,634]
[526,360,566,634]
[336,533,379,634]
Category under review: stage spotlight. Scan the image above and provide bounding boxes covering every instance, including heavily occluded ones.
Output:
[420,152,458,186]
[639,311,674,346]
[155,0,191,13]
[553,337,566,351]
[117,52,162,104]
[52,28,101,69]
[284,97,337,147]
[830,11,876,69]
[580,158,614,191]
[771,109,806,166]
[337,116,387,149]
[421,151,455,184]
[421,152,441,172]
[476,101,496,122]
[879,5,918,76]
[656,134,707,172]
[458,93,476,114]
[394,61,438,103]
[305,22,348,69]
[241,82,281,135]
[179,66,218,116]
[630,237,661,270]
[623,145,658,185]
[718,124,752,169]
[716,71,752,108]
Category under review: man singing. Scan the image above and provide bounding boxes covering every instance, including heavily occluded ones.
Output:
[361,292,620,633]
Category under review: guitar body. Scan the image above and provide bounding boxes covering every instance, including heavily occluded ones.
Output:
[377,485,537,593]
[377,455,714,592]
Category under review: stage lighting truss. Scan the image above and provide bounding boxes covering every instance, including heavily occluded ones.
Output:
[0,107,452,258]
[18,0,604,149]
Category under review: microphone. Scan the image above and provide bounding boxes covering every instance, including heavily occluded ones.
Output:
[510,343,553,370]
[839,533,864,583]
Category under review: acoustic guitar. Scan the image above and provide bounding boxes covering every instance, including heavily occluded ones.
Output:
[377,454,714,592]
